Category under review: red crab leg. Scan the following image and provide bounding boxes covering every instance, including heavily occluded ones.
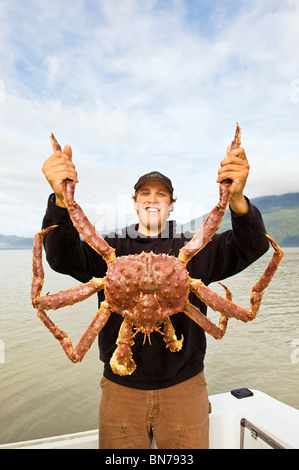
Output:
[189,235,283,324]
[34,277,105,311]
[183,282,232,340]
[31,225,58,303]
[163,317,184,352]
[183,301,226,340]
[178,124,241,264]
[32,226,105,310]
[217,282,232,335]
[50,133,116,264]
[110,318,137,376]
[190,279,251,322]
[38,301,111,363]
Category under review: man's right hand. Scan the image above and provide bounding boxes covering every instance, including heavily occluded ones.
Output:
[42,144,78,208]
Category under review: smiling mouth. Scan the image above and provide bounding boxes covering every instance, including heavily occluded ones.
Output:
[146,207,160,213]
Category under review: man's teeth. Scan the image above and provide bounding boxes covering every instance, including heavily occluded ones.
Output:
[147,207,159,212]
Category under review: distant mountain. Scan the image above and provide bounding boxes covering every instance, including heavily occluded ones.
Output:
[180,193,299,247]
[1,193,299,249]
[0,233,34,250]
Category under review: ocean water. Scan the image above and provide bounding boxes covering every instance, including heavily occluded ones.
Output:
[0,247,298,445]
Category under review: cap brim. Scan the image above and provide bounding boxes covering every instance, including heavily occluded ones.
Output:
[134,177,173,193]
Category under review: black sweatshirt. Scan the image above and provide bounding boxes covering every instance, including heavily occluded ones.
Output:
[42,194,269,390]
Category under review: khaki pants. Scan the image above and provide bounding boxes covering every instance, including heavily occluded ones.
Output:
[99,372,209,449]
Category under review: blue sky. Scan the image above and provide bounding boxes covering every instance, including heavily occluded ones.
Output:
[0,0,298,236]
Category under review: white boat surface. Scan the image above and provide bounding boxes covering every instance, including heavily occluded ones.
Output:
[1,389,298,449]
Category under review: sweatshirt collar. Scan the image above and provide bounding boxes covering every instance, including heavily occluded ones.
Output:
[122,220,176,241]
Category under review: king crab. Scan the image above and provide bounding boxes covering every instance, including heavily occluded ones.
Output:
[31,125,283,375]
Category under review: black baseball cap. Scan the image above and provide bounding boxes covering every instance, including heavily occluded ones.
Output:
[134,171,174,194]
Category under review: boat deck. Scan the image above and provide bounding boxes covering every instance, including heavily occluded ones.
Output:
[1,389,298,449]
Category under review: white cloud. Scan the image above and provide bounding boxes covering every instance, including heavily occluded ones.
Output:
[0,0,298,236]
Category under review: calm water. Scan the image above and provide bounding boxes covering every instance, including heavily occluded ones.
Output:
[0,248,298,445]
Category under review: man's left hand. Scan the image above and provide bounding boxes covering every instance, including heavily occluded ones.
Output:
[216,147,250,215]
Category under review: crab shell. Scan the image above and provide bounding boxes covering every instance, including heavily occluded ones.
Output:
[104,252,190,335]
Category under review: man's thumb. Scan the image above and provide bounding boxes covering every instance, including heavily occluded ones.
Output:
[63,144,72,159]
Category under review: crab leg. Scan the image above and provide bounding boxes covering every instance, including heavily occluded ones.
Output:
[178,124,241,264]
[183,283,232,340]
[189,234,283,324]
[50,133,116,264]
[163,317,184,352]
[217,282,232,335]
[32,226,105,311]
[110,318,137,376]
[190,279,252,322]
[34,277,105,311]
[38,301,111,363]
[31,225,58,303]
[183,302,227,340]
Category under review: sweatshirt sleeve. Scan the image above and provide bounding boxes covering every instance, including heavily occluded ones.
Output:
[190,197,270,285]
[42,194,107,283]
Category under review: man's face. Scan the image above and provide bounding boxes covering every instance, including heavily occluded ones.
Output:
[134,180,173,235]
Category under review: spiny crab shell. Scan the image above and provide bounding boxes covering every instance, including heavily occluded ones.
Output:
[105,252,190,337]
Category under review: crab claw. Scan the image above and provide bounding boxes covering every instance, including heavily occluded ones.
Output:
[163,317,184,352]
[109,318,137,376]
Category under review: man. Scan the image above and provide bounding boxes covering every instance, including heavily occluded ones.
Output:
[41,141,269,449]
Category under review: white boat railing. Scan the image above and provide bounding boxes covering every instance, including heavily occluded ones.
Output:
[240,419,286,449]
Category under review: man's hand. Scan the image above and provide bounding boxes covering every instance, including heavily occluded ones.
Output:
[216,146,250,215]
[42,144,78,208]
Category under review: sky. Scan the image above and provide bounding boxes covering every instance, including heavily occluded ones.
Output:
[0,0,298,236]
